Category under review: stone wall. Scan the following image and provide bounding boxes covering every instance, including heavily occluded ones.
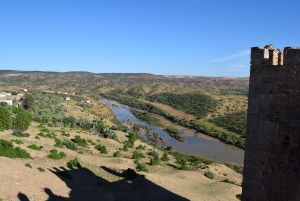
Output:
[242,45,300,201]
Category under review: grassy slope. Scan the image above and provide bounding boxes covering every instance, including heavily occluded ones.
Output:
[0,91,242,201]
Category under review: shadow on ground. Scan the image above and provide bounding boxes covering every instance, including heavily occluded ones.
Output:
[18,165,189,201]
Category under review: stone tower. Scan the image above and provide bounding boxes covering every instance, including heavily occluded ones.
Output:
[242,44,300,201]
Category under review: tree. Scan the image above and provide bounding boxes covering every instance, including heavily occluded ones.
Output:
[23,93,35,110]
[11,107,32,131]
[0,106,11,131]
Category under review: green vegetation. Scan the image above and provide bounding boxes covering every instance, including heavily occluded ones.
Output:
[27,144,43,151]
[130,109,164,127]
[103,93,245,148]
[63,140,78,151]
[113,150,121,157]
[11,139,23,145]
[149,157,160,166]
[72,135,88,147]
[224,163,244,174]
[204,171,214,179]
[135,162,148,172]
[11,107,32,131]
[25,163,32,168]
[95,144,107,154]
[0,106,11,131]
[0,139,31,158]
[12,130,30,137]
[164,126,185,142]
[0,106,32,131]
[67,158,82,168]
[54,138,64,148]
[37,167,45,172]
[132,151,145,160]
[173,152,212,170]
[161,152,169,161]
[47,149,66,160]
[125,132,139,148]
[209,111,246,136]
[221,179,237,185]
[147,93,219,118]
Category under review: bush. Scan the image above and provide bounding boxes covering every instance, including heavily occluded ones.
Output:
[37,167,45,172]
[136,145,146,150]
[113,150,121,157]
[224,163,244,174]
[161,153,169,161]
[54,138,64,148]
[11,107,32,131]
[12,130,30,137]
[0,106,11,131]
[67,158,82,168]
[27,144,43,151]
[136,162,148,172]
[72,135,88,147]
[132,151,145,160]
[0,139,31,158]
[122,144,128,151]
[149,157,160,166]
[63,140,78,151]
[47,149,66,160]
[25,163,32,168]
[11,139,23,145]
[204,171,214,179]
[95,144,107,154]
[126,132,139,148]
[221,179,236,185]
[61,129,70,137]
[147,150,159,158]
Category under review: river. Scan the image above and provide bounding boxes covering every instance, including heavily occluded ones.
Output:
[101,98,244,165]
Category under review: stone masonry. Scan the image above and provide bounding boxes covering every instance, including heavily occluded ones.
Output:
[242,44,300,201]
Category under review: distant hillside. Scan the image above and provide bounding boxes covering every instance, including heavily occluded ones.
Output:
[0,70,249,96]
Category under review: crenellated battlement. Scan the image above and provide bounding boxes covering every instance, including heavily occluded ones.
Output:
[251,44,300,67]
[243,44,300,201]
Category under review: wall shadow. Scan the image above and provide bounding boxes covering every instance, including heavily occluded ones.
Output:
[18,166,190,201]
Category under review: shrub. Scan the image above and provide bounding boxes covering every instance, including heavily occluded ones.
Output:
[67,158,82,168]
[47,149,66,160]
[149,157,160,166]
[72,135,88,147]
[11,139,23,145]
[25,163,32,168]
[132,151,145,160]
[11,107,32,131]
[63,140,78,151]
[54,138,64,148]
[221,179,236,185]
[147,150,159,158]
[204,171,214,179]
[12,130,30,137]
[126,132,139,148]
[161,152,169,161]
[224,163,244,174]
[113,150,121,157]
[95,144,107,154]
[136,145,145,150]
[61,129,70,137]
[0,106,11,131]
[136,162,148,172]
[122,144,128,151]
[27,144,43,151]
[37,167,45,172]
[0,139,31,158]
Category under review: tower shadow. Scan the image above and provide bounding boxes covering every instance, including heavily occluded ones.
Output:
[19,166,190,201]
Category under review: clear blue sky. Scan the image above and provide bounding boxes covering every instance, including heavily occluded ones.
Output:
[0,0,299,76]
